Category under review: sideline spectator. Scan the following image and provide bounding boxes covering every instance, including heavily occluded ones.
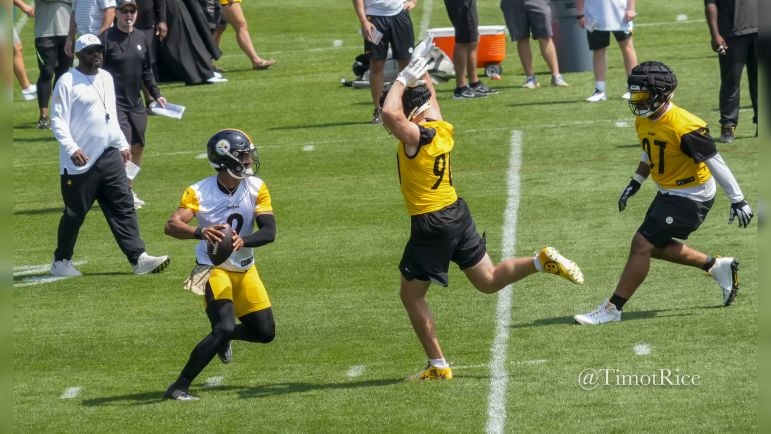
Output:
[213,0,275,70]
[380,58,584,379]
[13,0,38,101]
[443,0,496,99]
[704,0,757,143]
[135,0,167,100]
[101,0,167,209]
[576,0,638,102]
[64,0,116,57]
[33,0,73,129]
[353,0,417,124]
[49,34,170,277]
[574,62,753,325]
[156,0,224,85]
[500,0,568,89]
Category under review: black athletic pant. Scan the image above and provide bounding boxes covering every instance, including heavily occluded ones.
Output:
[718,33,758,127]
[175,300,275,388]
[35,36,72,111]
[55,147,145,264]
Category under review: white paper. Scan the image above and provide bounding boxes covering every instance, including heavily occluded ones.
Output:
[370,27,383,45]
[149,102,186,119]
[125,160,141,180]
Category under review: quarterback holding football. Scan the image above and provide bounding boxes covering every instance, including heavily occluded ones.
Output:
[162,129,277,400]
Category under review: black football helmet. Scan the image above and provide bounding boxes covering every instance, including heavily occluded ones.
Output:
[402,85,432,120]
[206,129,259,178]
[627,61,677,117]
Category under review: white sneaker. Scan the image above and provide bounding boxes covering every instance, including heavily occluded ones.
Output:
[550,75,569,87]
[50,258,82,277]
[708,257,739,306]
[21,85,37,101]
[132,190,146,209]
[132,252,170,275]
[621,91,631,100]
[206,76,228,83]
[521,76,539,89]
[586,89,607,102]
[574,300,621,325]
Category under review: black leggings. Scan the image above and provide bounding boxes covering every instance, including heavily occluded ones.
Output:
[178,300,275,386]
[35,36,72,110]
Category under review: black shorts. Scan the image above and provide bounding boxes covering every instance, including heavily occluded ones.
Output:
[364,10,415,60]
[500,0,553,41]
[586,30,633,50]
[399,198,487,286]
[444,0,479,43]
[118,110,148,146]
[637,192,714,248]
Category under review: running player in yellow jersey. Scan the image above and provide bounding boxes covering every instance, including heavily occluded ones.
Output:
[381,55,584,380]
[574,61,754,325]
[162,129,276,400]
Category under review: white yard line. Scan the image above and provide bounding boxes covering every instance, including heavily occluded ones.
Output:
[485,130,523,434]
[60,387,82,399]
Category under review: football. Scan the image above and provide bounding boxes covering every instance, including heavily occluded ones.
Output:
[207,225,235,266]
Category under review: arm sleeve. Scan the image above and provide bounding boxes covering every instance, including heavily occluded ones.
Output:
[142,45,162,100]
[241,214,276,248]
[680,128,718,162]
[155,0,167,23]
[704,153,744,202]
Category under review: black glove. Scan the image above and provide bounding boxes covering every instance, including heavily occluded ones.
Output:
[618,179,641,212]
[729,200,753,228]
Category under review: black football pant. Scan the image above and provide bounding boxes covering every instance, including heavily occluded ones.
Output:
[34,36,72,111]
[718,33,757,127]
[55,147,145,264]
[175,300,275,388]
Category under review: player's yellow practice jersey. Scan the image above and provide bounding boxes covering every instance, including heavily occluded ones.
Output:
[634,104,714,190]
[180,175,273,271]
[397,120,458,216]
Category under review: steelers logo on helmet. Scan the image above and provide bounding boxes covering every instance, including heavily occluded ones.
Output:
[206,129,260,179]
[627,61,677,118]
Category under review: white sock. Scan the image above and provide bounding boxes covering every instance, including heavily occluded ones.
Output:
[595,81,606,92]
[429,358,448,368]
[533,254,543,272]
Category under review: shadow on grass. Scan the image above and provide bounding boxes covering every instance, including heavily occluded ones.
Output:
[268,121,368,131]
[14,207,61,216]
[511,307,700,329]
[81,378,403,406]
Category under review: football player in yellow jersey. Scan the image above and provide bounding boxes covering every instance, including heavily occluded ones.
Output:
[162,129,277,400]
[574,61,754,325]
[381,54,584,380]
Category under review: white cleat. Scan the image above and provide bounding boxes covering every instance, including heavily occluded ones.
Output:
[537,247,584,284]
[574,300,621,325]
[708,257,739,306]
[132,252,170,275]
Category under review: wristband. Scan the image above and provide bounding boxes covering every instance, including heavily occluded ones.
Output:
[632,173,646,184]
[194,227,204,240]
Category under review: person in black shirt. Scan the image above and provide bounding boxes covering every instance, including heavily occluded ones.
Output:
[101,0,167,209]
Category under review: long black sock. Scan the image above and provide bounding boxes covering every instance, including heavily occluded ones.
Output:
[609,293,628,311]
[176,300,235,386]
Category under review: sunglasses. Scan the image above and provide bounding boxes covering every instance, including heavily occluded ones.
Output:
[119,8,137,14]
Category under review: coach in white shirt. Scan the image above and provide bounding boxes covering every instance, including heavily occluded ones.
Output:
[50,34,170,277]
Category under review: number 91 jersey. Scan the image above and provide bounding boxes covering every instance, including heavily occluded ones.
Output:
[180,175,273,271]
[397,120,458,216]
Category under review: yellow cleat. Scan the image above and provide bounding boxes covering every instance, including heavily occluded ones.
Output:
[538,247,584,284]
[406,364,454,381]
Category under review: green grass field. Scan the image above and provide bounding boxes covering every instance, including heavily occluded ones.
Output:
[12,0,758,432]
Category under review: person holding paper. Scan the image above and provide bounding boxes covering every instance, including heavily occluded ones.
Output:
[50,34,170,277]
[352,0,417,124]
[101,0,167,209]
